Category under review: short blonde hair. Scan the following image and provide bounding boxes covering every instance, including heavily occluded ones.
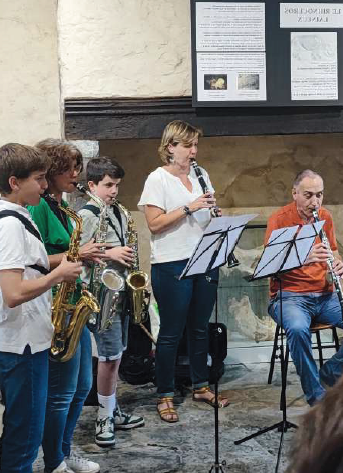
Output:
[158,120,202,163]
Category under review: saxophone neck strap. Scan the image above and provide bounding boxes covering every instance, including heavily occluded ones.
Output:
[82,204,125,246]
[0,210,49,275]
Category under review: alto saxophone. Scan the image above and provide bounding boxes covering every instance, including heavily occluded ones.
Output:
[113,200,151,325]
[76,184,125,333]
[50,205,100,362]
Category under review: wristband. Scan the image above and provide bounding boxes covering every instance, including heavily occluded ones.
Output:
[182,206,192,216]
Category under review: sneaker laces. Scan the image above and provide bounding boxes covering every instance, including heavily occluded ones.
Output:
[97,416,113,433]
[67,454,91,467]
[115,404,130,421]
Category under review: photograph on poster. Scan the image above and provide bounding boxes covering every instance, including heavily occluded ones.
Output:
[204,74,228,90]
[197,52,266,101]
[291,31,338,100]
[238,73,260,90]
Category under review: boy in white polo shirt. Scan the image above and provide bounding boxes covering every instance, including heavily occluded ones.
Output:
[0,143,82,473]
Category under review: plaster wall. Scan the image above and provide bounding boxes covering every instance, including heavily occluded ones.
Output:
[0,0,61,144]
[99,132,343,296]
[58,0,191,99]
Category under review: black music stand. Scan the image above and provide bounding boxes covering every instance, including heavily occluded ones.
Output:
[234,219,325,473]
[180,213,258,473]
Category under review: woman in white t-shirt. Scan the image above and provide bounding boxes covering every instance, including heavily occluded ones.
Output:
[138,120,229,423]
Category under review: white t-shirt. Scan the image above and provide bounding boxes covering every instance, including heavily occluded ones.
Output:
[0,200,53,354]
[138,166,214,264]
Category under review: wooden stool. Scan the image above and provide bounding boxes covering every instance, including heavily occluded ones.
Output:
[268,322,340,384]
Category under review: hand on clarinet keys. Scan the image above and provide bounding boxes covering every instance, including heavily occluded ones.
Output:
[305,243,332,265]
[332,258,343,277]
[189,193,216,213]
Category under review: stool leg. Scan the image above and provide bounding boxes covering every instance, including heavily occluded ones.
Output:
[268,325,280,384]
[316,331,324,368]
[333,327,340,352]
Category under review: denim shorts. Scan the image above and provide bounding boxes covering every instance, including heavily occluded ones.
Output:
[93,293,129,361]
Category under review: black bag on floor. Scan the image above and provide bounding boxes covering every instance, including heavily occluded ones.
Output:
[119,317,155,385]
[84,356,99,406]
[175,322,227,388]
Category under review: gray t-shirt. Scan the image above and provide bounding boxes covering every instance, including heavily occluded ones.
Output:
[78,200,128,285]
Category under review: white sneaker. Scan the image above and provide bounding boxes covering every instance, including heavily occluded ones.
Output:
[65,454,100,473]
[114,404,145,430]
[95,416,115,446]
[47,461,74,473]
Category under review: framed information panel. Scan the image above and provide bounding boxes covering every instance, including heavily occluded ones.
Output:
[191,0,343,107]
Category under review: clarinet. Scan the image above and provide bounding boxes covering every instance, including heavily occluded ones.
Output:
[190,158,239,268]
[312,210,343,310]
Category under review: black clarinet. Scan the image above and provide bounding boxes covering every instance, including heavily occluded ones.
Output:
[190,158,239,268]
[313,210,343,311]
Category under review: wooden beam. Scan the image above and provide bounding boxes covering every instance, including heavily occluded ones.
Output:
[65,96,343,140]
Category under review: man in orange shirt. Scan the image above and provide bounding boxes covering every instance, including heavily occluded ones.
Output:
[266,169,343,406]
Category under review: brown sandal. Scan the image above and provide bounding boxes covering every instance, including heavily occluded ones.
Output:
[193,386,230,408]
[157,396,179,423]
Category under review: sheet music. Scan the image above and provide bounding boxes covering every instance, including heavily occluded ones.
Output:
[180,214,258,278]
[254,242,292,278]
[203,214,259,235]
[253,220,325,279]
[267,225,299,245]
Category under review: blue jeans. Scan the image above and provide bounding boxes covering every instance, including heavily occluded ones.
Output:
[269,291,343,405]
[152,259,219,397]
[0,346,49,473]
[43,328,92,472]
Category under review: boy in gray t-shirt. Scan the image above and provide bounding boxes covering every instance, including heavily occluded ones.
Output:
[78,157,144,447]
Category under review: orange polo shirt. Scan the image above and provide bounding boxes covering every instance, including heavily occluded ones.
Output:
[265,202,337,297]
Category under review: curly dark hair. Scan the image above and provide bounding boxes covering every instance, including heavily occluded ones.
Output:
[35,138,83,184]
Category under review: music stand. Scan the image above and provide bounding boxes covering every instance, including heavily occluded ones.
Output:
[180,213,258,473]
[234,219,325,473]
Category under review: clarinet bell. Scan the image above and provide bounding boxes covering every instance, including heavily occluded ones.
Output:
[227,252,240,268]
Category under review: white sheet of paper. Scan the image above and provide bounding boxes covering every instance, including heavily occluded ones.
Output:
[180,214,258,278]
[267,225,299,245]
[254,221,325,278]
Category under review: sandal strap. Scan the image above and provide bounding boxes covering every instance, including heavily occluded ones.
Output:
[158,407,177,416]
[193,386,211,395]
[157,396,174,404]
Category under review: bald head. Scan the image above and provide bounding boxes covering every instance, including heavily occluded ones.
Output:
[292,170,324,222]
[293,169,322,188]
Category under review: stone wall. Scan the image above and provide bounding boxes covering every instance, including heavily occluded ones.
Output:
[97,133,343,347]
[0,0,61,144]
[58,0,191,99]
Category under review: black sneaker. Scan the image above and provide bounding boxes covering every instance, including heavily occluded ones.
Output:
[95,416,115,446]
[113,404,145,430]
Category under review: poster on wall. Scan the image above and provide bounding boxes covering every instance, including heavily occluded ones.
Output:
[191,0,343,107]
[195,2,267,103]
[291,32,338,100]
